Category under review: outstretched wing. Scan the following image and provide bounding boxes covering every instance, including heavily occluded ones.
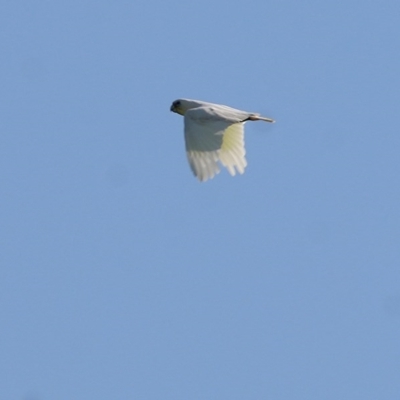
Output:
[184,106,247,182]
[219,123,247,176]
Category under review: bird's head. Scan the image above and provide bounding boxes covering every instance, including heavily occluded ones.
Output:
[170,99,204,115]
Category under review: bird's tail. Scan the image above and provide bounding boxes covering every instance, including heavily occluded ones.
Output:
[247,114,275,123]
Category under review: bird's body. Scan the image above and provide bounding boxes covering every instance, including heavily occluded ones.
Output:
[170,99,275,182]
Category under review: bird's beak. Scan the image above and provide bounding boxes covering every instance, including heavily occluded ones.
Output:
[170,105,175,112]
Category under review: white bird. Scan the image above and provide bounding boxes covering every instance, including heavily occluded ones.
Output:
[170,99,275,182]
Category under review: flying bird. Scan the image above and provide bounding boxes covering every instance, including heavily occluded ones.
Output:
[170,99,275,182]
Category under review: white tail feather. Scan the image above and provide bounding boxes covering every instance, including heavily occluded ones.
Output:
[248,115,275,123]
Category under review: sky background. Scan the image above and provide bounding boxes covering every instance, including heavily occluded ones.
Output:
[1,1,400,399]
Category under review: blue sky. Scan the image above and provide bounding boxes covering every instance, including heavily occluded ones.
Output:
[1,1,400,399]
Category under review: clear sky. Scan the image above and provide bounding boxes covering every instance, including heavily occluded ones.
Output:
[1,1,400,399]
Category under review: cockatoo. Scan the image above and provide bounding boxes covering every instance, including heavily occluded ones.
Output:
[170,99,275,182]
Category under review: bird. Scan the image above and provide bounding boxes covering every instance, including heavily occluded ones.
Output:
[170,99,275,182]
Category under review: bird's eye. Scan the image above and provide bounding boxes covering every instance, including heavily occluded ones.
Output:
[174,101,181,107]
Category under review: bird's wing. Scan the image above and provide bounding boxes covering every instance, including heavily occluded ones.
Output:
[219,122,247,176]
[184,106,247,181]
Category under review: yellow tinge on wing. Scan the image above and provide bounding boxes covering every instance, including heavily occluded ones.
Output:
[219,123,247,176]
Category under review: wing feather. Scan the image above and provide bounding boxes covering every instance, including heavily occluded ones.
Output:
[219,123,247,176]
